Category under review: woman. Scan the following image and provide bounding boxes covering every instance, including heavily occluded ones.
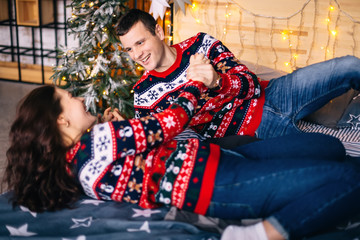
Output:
[3,79,360,239]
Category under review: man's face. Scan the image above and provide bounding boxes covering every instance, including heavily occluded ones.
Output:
[119,21,165,71]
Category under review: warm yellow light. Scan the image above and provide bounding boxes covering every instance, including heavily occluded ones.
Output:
[326,18,330,22]
[331,30,337,36]
[196,19,200,23]
[62,76,66,80]
[103,90,107,95]
[284,62,290,66]
[329,5,335,11]
[130,89,134,94]
[100,49,104,54]
[192,3,196,8]
[282,36,287,40]
[166,11,170,16]
[89,2,94,7]
[169,36,173,41]
[293,54,298,59]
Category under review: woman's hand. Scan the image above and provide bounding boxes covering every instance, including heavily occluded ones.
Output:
[98,107,125,123]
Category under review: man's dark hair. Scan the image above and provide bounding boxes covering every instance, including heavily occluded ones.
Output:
[116,9,157,36]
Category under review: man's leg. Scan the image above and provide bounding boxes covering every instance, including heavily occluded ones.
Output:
[256,55,360,139]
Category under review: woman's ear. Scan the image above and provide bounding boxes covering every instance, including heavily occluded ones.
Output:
[57,115,69,128]
[155,24,165,41]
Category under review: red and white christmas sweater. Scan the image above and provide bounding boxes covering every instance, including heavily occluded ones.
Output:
[133,32,268,138]
[66,82,220,215]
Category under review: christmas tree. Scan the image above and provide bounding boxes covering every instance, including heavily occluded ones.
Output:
[51,0,142,118]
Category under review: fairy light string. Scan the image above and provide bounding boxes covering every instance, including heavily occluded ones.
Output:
[179,0,359,73]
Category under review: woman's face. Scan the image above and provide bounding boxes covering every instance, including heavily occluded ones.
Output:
[56,88,96,134]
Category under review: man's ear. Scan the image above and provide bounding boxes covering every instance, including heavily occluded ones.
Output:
[155,24,165,41]
[57,115,69,128]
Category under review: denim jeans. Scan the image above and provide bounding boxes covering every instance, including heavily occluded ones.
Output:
[206,133,360,239]
[256,55,360,139]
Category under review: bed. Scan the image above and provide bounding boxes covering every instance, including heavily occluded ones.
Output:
[1,63,360,239]
[1,190,360,239]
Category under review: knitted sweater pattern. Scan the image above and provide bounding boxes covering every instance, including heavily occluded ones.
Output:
[66,82,220,215]
[133,32,266,138]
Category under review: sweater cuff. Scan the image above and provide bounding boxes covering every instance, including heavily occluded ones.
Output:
[213,73,230,94]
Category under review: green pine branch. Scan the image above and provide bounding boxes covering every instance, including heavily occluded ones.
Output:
[51,0,140,119]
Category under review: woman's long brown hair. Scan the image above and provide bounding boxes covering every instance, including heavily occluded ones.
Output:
[3,85,81,212]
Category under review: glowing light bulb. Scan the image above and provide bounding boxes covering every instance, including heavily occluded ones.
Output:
[284,62,290,66]
[89,2,94,7]
[62,76,66,80]
[331,30,337,36]
[196,19,200,23]
[329,5,335,11]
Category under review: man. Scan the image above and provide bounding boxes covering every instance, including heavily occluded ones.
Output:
[116,9,360,145]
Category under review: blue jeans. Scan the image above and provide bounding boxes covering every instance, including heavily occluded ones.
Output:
[256,55,360,139]
[206,133,360,239]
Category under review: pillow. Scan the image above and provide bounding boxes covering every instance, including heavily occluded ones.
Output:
[303,89,359,129]
[337,92,360,128]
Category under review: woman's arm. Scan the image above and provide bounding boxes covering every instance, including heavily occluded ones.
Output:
[97,81,207,157]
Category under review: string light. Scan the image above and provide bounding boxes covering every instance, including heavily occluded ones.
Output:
[176,0,359,73]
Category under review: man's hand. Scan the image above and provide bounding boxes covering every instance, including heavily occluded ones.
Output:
[98,107,125,123]
[187,53,220,89]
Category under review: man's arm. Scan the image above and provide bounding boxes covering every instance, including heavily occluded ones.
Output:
[187,36,261,100]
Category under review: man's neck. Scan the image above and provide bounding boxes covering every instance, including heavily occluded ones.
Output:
[154,46,177,72]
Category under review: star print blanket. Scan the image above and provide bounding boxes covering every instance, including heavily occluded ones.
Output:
[1,191,360,240]
[0,191,219,239]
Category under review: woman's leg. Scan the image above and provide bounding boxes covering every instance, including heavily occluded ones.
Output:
[256,55,360,139]
[207,133,360,239]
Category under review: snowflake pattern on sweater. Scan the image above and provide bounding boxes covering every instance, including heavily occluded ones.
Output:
[133,32,266,138]
[67,82,220,215]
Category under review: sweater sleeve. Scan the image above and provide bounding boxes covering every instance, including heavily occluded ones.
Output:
[206,34,261,100]
[109,81,207,157]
